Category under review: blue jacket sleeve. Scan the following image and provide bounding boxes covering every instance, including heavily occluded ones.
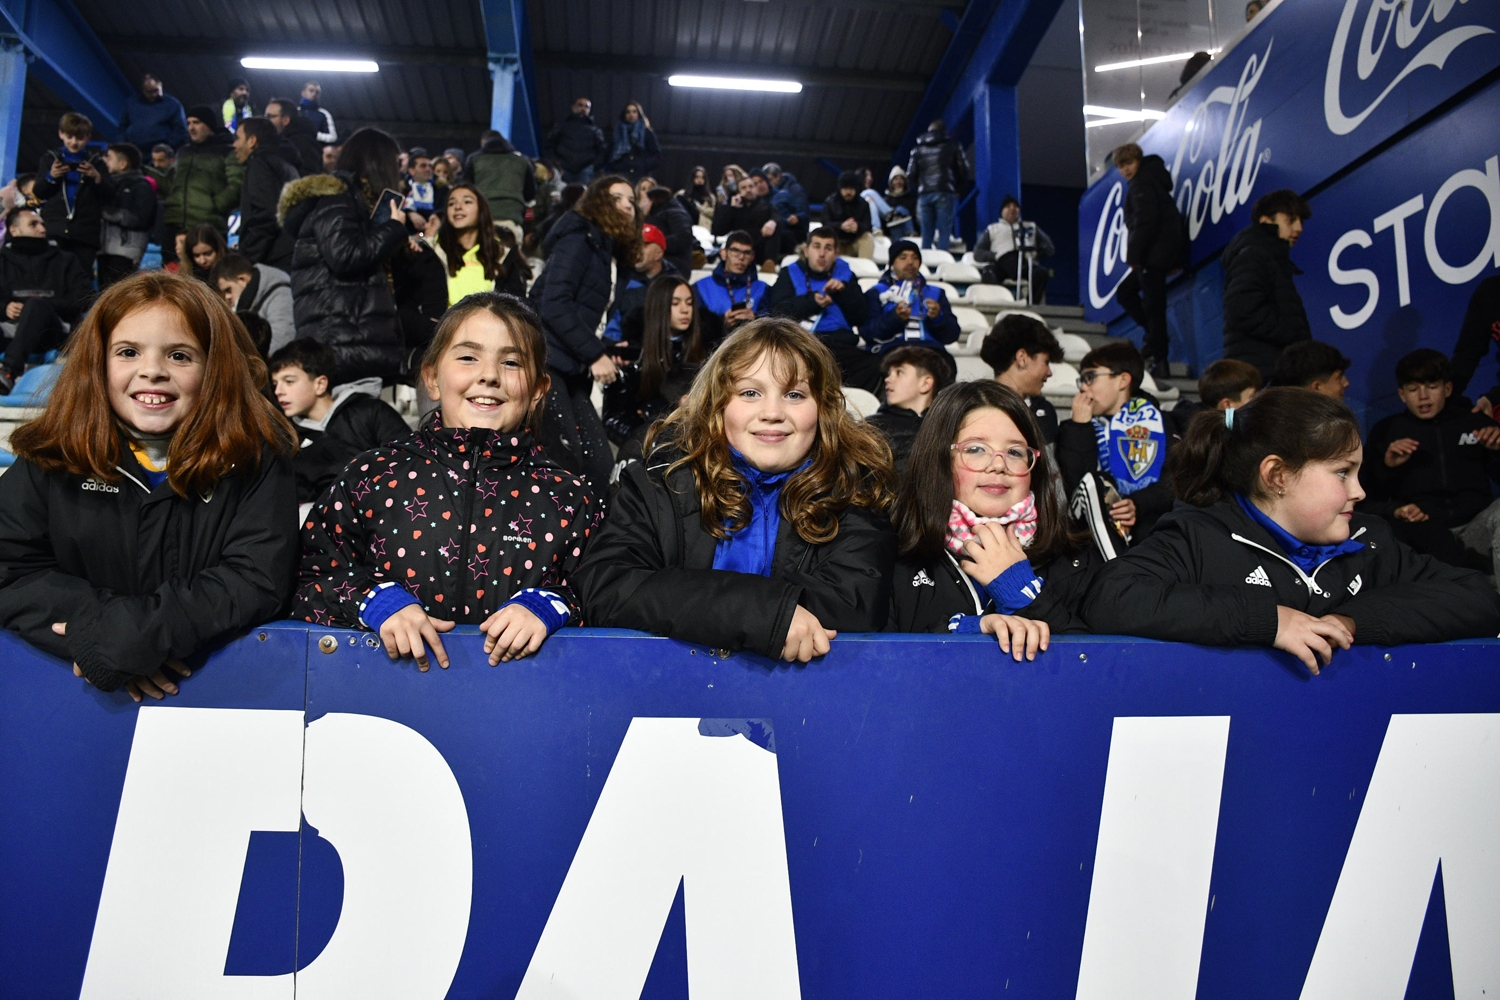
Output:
[861,288,904,348]
[925,289,962,345]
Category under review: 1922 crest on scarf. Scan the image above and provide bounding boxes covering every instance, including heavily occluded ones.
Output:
[1116,425,1159,481]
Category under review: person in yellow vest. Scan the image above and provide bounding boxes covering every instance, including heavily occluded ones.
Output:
[428,182,515,306]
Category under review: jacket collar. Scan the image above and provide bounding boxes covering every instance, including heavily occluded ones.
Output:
[403,410,545,475]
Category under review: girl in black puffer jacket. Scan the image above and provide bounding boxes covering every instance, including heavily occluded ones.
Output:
[279,128,408,383]
[293,293,599,671]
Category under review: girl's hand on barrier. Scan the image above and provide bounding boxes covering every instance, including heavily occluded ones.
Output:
[980,614,1049,662]
[121,660,192,703]
[782,606,836,663]
[1274,606,1352,675]
[379,605,455,672]
[481,604,548,665]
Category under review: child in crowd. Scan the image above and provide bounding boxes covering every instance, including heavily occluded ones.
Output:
[1360,348,1500,575]
[0,271,297,700]
[576,318,896,662]
[179,223,227,284]
[1058,341,1173,555]
[34,112,105,278]
[861,239,962,363]
[294,293,597,670]
[1085,389,1500,672]
[602,274,707,456]
[432,183,526,303]
[269,338,410,506]
[212,252,296,352]
[981,314,1062,443]
[1273,340,1350,399]
[1167,357,1263,433]
[97,142,158,289]
[866,344,953,476]
[890,381,1101,658]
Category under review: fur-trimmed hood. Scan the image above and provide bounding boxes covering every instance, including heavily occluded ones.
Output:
[277,172,347,227]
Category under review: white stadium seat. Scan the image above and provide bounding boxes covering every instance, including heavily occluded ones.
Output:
[920,248,955,268]
[1055,332,1090,363]
[954,356,992,383]
[935,261,983,285]
[692,225,715,249]
[1042,362,1080,401]
[690,269,715,284]
[961,284,1015,307]
[841,256,882,278]
[952,306,989,335]
[857,277,879,291]
[843,386,881,418]
[872,235,892,265]
[929,281,961,301]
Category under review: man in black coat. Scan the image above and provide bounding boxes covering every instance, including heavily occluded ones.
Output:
[266,99,318,175]
[1111,144,1187,378]
[0,207,93,393]
[233,117,300,267]
[906,119,969,251]
[543,97,607,185]
[712,175,782,268]
[643,186,696,277]
[821,170,873,259]
[1221,188,1314,380]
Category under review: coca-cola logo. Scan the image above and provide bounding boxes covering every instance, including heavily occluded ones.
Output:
[1324,0,1494,135]
[1086,181,1129,310]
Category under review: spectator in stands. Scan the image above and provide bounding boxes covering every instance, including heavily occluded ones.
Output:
[974,196,1055,302]
[603,223,678,344]
[1,271,296,700]
[603,274,707,450]
[762,163,809,243]
[279,128,409,383]
[403,147,445,228]
[1273,340,1350,399]
[1221,189,1313,380]
[907,119,970,251]
[1167,357,1263,433]
[535,181,585,252]
[545,97,607,185]
[299,81,338,150]
[695,229,767,346]
[1111,143,1186,381]
[891,379,1101,649]
[860,166,916,241]
[233,117,299,268]
[179,223,226,284]
[265,99,318,175]
[1059,341,1173,555]
[822,171,875,259]
[981,314,1063,444]
[222,78,255,132]
[150,144,175,175]
[98,143,158,289]
[530,173,640,491]
[1085,388,1500,670]
[34,112,106,277]
[762,227,880,393]
[1449,276,1500,417]
[433,183,526,303]
[1360,348,1500,573]
[605,101,660,182]
[164,106,243,257]
[465,130,535,227]
[643,186,695,277]
[716,164,748,203]
[0,206,91,394]
[862,239,962,362]
[268,338,409,504]
[120,72,188,151]
[677,165,718,229]
[212,253,296,353]
[576,319,896,662]
[322,144,342,173]
[867,344,954,476]
[294,294,597,669]
[712,170,781,271]
[1245,0,1265,20]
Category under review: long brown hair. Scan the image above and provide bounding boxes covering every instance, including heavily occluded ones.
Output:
[437,182,505,282]
[894,380,1076,566]
[11,270,293,496]
[647,318,893,543]
[638,274,705,401]
[575,172,641,265]
[419,292,551,431]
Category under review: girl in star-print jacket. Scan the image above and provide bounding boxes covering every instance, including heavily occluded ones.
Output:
[293,293,599,670]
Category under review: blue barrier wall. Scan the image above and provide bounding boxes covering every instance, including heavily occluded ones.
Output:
[4,625,1499,998]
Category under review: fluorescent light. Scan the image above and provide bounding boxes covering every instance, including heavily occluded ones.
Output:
[1094,49,1218,73]
[1085,116,1152,128]
[240,56,379,73]
[668,74,801,93]
[1084,104,1166,120]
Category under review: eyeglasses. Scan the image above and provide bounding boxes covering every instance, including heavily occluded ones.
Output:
[1076,368,1123,389]
[724,246,755,257]
[950,441,1040,474]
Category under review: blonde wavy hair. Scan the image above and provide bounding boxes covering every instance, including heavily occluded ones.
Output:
[647,318,894,543]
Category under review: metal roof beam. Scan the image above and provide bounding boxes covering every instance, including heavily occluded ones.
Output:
[655,133,892,163]
[98,36,489,69]
[533,51,927,93]
[0,0,134,134]
[478,0,539,158]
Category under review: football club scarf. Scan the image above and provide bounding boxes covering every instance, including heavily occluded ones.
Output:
[1093,396,1167,496]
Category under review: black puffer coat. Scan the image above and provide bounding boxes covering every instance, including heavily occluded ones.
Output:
[529,210,619,375]
[279,172,408,383]
[865,404,922,477]
[238,147,300,266]
[906,128,970,195]
[1124,154,1187,270]
[1220,222,1312,378]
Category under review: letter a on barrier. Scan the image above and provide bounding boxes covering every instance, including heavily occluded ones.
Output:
[518,717,801,1000]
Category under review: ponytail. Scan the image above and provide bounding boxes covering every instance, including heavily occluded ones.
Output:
[1167,388,1362,507]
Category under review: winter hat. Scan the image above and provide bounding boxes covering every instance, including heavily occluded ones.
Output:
[837,170,861,191]
[185,105,222,131]
[641,223,668,252]
[889,239,922,265]
[887,165,907,183]
[227,77,249,95]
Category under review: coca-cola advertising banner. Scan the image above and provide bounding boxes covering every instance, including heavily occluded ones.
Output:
[1081,0,1500,324]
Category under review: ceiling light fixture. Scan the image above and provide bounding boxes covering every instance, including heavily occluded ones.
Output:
[667,74,802,93]
[1083,104,1167,120]
[240,56,379,73]
[1094,49,1218,73]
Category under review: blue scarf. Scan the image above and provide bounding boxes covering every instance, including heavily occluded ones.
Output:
[712,450,805,577]
[1234,494,1365,575]
[1093,395,1167,496]
[612,118,646,161]
[56,148,88,216]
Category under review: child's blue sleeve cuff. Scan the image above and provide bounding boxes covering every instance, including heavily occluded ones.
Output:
[358,581,422,632]
[947,613,984,634]
[982,560,1045,616]
[502,588,573,636]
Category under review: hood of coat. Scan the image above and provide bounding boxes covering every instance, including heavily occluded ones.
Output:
[540,208,604,257]
[916,129,948,148]
[479,135,517,156]
[251,263,292,303]
[1133,154,1174,192]
[1221,221,1297,273]
[293,376,384,432]
[277,172,348,229]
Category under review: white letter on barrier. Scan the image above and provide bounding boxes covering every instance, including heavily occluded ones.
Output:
[1328,229,1381,330]
[1075,716,1231,1000]
[1300,713,1500,1000]
[517,717,801,1000]
[1373,194,1425,307]
[1424,156,1500,286]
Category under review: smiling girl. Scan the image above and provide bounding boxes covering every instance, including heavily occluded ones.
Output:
[1084,388,1500,673]
[433,183,523,304]
[0,271,297,701]
[293,293,597,670]
[576,318,896,662]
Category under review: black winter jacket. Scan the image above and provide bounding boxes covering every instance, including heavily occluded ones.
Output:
[1220,222,1312,378]
[865,404,922,477]
[0,238,93,321]
[601,343,700,447]
[99,169,159,259]
[0,443,297,690]
[293,416,598,627]
[1124,155,1187,270]
[1450,274,1500,401]
[906,129,970,195]
[646,200,696,277]
[279,172,408,383]
[1361,401,1500,528]
[290,390,411,503]
[821,192,871,238]
[530,210,620,374]
[575,449,896,658]
[710,196,775,261]
[279,115,323,178]
[760,262,871,350]
[238,148,300,266]
[1083,499,1500,646]
[1055,393,1176,537]
[544,113,607,175]
[890,543,1102,635]
[605,122,661,180]
[391,240,451,360]
[34,149,108,248]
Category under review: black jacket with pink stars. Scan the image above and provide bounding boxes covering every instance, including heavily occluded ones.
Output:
[291,414,599,628]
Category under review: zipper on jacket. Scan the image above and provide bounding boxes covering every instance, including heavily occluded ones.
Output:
[113,465,153,495]
[1229,527,1367,596]
[944,551,985,614]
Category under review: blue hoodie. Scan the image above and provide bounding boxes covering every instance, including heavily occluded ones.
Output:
[120,93,189,150]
